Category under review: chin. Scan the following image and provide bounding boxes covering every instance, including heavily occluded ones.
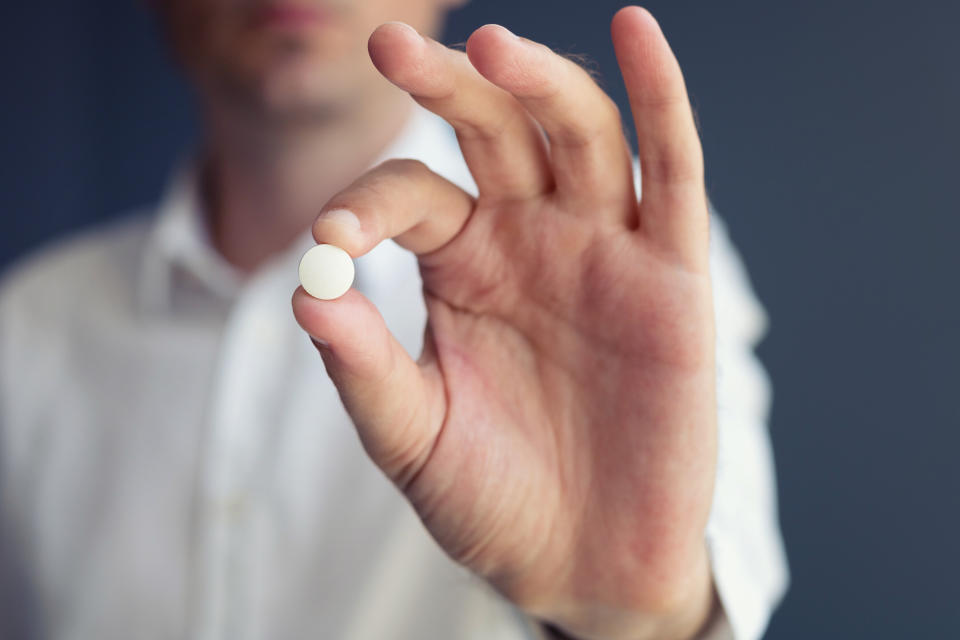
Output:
[216,32,372,120]
[259,67,352,117]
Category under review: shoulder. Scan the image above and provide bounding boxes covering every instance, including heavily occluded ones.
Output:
[0,212,154,431]
[0,212,152,324]
[0,212,154,388]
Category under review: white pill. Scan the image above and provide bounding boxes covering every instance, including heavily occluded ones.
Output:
[298,244,355,300]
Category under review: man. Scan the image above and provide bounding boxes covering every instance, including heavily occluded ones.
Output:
[0,1,787,639]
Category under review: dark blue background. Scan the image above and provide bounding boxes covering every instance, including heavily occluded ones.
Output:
[2,1,958,637]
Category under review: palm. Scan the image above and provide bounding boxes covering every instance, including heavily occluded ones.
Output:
[412,195,715,609]
[293,8,717,639]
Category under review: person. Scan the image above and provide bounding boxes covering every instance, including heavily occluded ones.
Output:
[0,2,788,639]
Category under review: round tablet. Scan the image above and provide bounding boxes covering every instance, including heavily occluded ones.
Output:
[298,244,355,300]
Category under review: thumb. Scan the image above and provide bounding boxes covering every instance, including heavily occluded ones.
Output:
[292,285,446,489]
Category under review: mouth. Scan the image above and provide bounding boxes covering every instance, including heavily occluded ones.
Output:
[250,3,332,30]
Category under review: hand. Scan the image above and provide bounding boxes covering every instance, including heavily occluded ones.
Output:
[292,7,716,640]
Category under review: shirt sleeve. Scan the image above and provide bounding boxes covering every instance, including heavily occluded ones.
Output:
[703,209,789,639]
[0,273,43,638]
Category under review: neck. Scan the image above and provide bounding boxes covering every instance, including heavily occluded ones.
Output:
[200,89,415,273]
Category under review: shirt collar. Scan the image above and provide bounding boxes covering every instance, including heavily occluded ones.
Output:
[137,103,473,317]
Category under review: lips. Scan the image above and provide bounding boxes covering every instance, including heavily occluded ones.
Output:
[251,3,330,29]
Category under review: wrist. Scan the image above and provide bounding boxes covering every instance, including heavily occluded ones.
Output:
[531,545,716,640]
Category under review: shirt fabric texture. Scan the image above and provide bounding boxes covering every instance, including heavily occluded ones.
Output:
[0,105,788,640]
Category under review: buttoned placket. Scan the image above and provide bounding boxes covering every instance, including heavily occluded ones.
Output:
[188,244,308,640]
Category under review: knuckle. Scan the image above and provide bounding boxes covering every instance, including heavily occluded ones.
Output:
[550,95,623,148]
[602,94,624,125]
[525,65,563,100]
[447,101,519,142]
[640,147,704,186]
[384,405,435,492]
[593,95,626,139]
[351,159,429,204]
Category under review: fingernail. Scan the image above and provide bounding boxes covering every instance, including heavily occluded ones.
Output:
[310,336,330,351]
[316,208,362,233]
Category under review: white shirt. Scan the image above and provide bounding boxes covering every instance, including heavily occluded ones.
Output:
[0,105,787,640]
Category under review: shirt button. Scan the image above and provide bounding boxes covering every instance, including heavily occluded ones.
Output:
[248,314,280,348]
[224,493,248,521]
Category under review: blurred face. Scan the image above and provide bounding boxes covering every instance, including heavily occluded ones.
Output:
[158,0,461,120]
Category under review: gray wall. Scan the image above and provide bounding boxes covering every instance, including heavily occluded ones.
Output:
[2,1,958,636]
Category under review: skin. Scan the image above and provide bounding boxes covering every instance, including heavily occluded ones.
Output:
[155,0,464,271]
[159,2,717,638]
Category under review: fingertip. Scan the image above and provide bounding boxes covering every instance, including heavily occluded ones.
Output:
[370,22,460,99]
[311,208,367,258]
[291,285,324,336]
[292,286,388,361]
[466,23,513,52]
[292,285,419,418]
[463,24,501,75]
[612,5,655,28]
[612,4,678,84]
[466,24,548,97]
[370,20,423,48]
[612,6,666,49]
[368,21,427,83]
[291,284,350,338]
